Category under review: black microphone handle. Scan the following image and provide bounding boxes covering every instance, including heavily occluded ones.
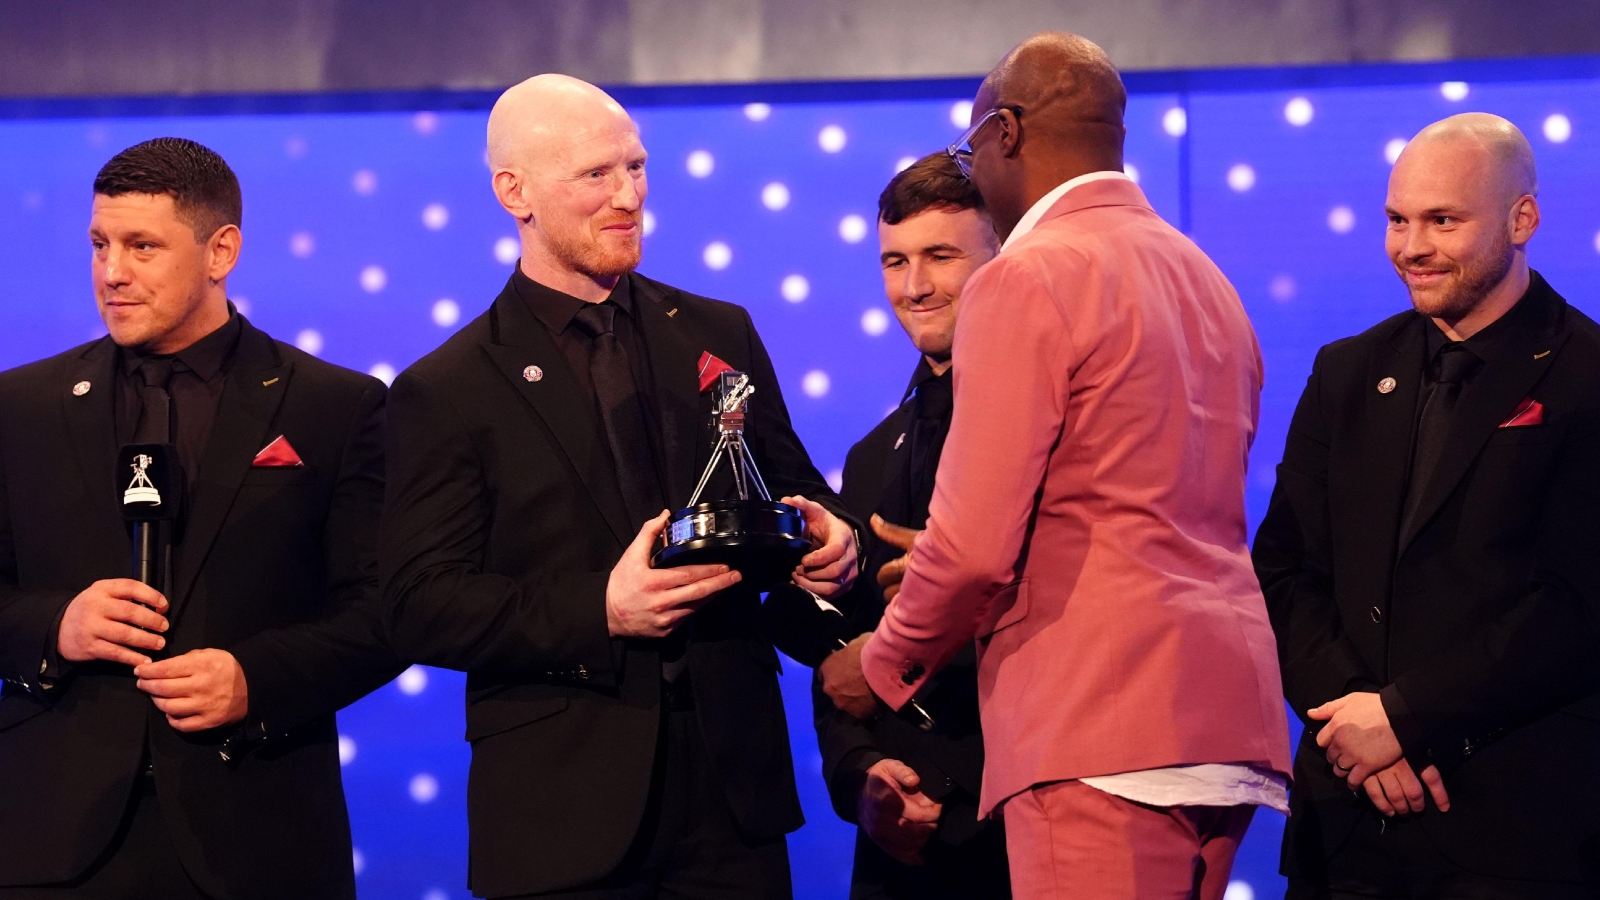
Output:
[131,520,160,587]
[829,637,935,732]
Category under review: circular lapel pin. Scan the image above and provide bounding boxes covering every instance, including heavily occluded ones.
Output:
[523,365,543,383]
[1377,377,1396,394]
[72,381,91,397]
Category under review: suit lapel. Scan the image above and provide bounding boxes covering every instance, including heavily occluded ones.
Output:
[481,287,634,548]
[61,340,126,553]
[172,320,291,612]
[1350,317,1426,566]
[632,274,709,509]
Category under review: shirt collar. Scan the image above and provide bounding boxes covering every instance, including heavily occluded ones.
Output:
[513,266,634,335]
[120,309,242,381]
[900,356,951,404]
[1421,276,1539,366]
[1001,170,1133,252]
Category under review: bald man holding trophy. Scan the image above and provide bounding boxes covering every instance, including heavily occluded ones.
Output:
[378,75,857,899]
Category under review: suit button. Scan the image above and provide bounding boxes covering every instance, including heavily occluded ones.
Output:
[1370,607,1384,624]
[575,665,589,681]
[901,664,925,686]
[1462,738,1475,757]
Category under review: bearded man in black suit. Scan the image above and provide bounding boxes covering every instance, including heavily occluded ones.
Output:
[379,74,859,899]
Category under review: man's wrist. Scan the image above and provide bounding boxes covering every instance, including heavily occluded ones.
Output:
[1379,683,1430,769]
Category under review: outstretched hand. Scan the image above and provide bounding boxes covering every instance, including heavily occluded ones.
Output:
[784,496,858,599]
[870,514,921,603]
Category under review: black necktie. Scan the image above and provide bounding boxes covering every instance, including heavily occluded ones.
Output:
[1404,344,1479,532]
[904,376,952,528]
[134,358,175,445]
[572,304,660,527]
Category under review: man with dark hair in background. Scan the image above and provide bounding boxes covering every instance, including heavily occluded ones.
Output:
[0,137,401,899]
[807,152,1009,899]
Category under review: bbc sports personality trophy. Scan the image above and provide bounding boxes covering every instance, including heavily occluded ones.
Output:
[653,369,810,590]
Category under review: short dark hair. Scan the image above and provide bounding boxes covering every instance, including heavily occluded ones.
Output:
[877,152,986,225]
[93,138,242,241]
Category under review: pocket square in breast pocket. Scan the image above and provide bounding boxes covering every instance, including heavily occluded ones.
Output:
[253,435,305,467]
[1498,397,1544,428]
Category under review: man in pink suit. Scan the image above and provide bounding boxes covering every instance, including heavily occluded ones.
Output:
[820,33,1292,899]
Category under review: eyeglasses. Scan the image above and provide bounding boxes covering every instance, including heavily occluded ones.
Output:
[946,106,1023,179]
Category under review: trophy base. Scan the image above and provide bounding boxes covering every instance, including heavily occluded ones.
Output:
[653,499,810,592]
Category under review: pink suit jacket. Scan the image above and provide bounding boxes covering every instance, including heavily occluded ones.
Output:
[861,177,1292,817]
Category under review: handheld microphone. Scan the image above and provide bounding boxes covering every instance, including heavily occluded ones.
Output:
[117,443,182,590]
[762,584,935,731]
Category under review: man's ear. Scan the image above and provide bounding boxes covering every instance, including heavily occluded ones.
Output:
[493,169,534,222]
[998,109,1024,160]
[1510,194,1540,246]
[206,224,242,282]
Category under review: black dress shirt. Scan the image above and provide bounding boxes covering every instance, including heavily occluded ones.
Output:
[115,312,243,490]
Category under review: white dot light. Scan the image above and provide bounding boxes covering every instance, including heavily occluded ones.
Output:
[1223,881,1255,900]
[352,849,365,876]
[409,773,439,804]
[802,370,831,398]
[1227,164,1256,192]
[397,665,428,695]
[818,125,847,153]
[686,150,715,178]
[1544,114,1572,143]
[285,136,308,159]
[296,330,323,356]
[861,308,891,336]
[421,203,449,230]
[289,232,315,258]
[1385,138,1408,165]
[838,214,869,243]
[780,275,809,303]
[642,208,656,237]
[413,111,440,134]
[1284,97,1314,126]
[761,182,790,210]
[703,241,732,270]
[352,169,378,195]
[1440,81,1470,102]
[1124,162,1141,184]
[744,102,772,122]
[432,298,461,328]
[1269,274,1297,302]
[1162,107,1188,137]
[232,297,252,316]
[369,363,397,386]
[950,100,974,128]
[826,468,844,492]
[494,236,519,265]
[360,265,387,293]
[895,156,917,173]
[1327,205,1356,234]
[1594,229,1600,255]
[338,735,357,765]
[423,890,449,900]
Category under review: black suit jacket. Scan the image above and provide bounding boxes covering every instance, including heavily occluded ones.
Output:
[0,318,401,898]
[379,272,845,898]
[807,364,1008,898]
[1254,273,1600,885]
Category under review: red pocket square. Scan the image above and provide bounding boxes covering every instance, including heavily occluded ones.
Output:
[1498,397,1544,428]
[698,351,734,392]
[253,435,305,467]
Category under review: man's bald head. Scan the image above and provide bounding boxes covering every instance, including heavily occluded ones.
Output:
[966,32,1128,239]
[1400,112,1538,205]
[487,74,649,299]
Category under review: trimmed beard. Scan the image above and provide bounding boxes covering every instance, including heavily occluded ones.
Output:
[1406,230,1515,321]
[546,214,643,280]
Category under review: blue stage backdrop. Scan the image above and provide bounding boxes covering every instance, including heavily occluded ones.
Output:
[1,61,1597,900]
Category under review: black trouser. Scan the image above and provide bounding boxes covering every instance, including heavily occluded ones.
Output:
[1288,810,1592,900]
[848,813,1010,900]
[526,684,791,899]
[0,772,208,900]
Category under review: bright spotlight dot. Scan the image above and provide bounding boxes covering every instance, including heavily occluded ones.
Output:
[1594,229,1600,255]
[289,231,315,258]
[397,665,428,695]
[352,169,378,195]
[421,203,449,230]
[641,208,656,237]
[826,469,843,491]
[781,275,810,303]
[1544,114,1572,143]
[1440,81,1470,102]
[1269,274,1297,302]
[1223,881,1255,900]
[352,849,365,876]
[1385,138,1408,165]
[861,308,891,336]
[1284,97,1314,126]
[369,363,396,386]
[703,241,732,270]
[895,156,917,173]
[296,329,324,356]
[950,100,974,128]
[802,370,831,398]
[686,150,715,178]
[838,214,869,243]
[761,182,790,210]
[744,102,772,121]
[423,890,449,900]
[338,735,357,765]
[413,111,440,134]
[285,136,309,159]
[818,125,848,153]
[1227,164,1256,192]
[409,773,439,804]
[1327,205,1355,234]
[1124,162,1141,184]
[360,265,387,293]
[432,298,461,328]
[1162,107,1188,137]
[494,236,519,265]
[232,296,252,315]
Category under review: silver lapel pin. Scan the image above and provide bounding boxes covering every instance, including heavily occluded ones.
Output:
[72,381,91,397]
[523,365,544,383]
[1377,377,1396,394]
